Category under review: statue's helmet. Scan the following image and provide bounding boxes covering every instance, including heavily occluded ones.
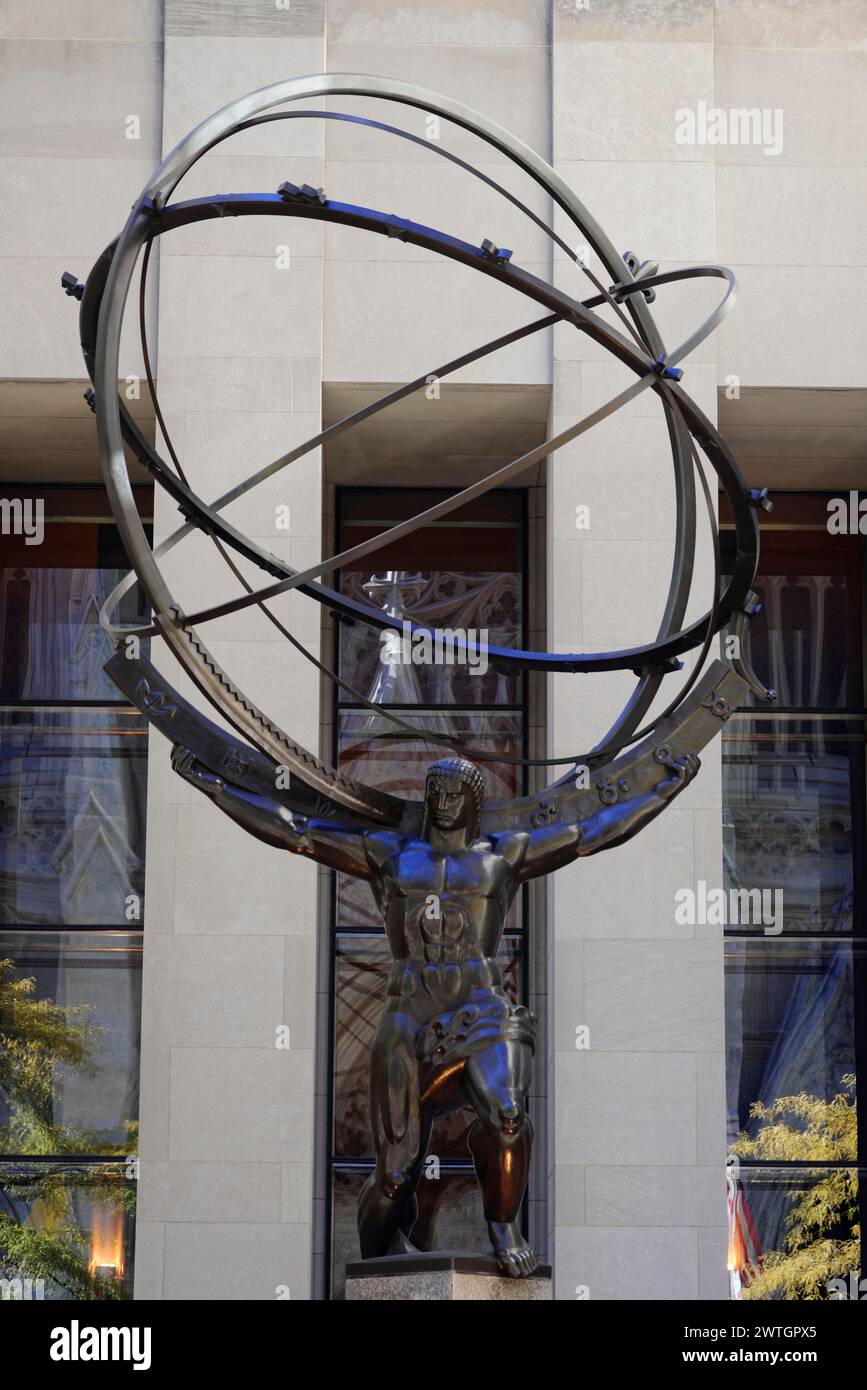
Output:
[424,757,486,836]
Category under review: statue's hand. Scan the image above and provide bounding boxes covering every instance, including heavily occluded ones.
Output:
[654,752,700,801]
[171,744,198,778]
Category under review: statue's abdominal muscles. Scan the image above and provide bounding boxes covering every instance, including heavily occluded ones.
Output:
[378,844,516,966]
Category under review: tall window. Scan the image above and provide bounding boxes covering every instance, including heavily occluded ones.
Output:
[0,486,150,1300]
[327,488,529,1298]
[722,493,865,1300]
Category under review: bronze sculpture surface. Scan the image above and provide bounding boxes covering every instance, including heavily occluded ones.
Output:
[171,746,699,1275]
[67,73,775,1292]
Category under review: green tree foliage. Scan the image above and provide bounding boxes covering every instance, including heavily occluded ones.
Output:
[0,1213,117,1300]
[0,958,134,1299]
[732,1077,859,1300]
[0,958,100,1153]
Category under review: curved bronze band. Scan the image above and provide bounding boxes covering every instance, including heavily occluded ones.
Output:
[85,74,763,825]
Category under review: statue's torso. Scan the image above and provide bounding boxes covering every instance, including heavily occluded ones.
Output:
[368,835,517,966]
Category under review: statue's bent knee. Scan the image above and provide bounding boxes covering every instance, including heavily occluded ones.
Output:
[470,1100,531,1144]
[497,1101,529,1138]
[381,1168,413,1201]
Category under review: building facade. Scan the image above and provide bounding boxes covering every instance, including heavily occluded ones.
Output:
[1,0,865,1301]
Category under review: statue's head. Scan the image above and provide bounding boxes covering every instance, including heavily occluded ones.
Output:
[423,758,486,841]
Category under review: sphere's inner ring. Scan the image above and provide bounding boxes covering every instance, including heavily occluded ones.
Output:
[96,191,747,672]
[87,76,761,814]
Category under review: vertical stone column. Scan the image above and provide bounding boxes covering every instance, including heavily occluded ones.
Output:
[714,0,866,394]
[134,3,326,1300]
[549,1,727,1301]
[0,5,162,382]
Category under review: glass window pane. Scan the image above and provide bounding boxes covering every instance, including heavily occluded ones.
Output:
[728,1167,860,1301]
[0,522,151,702]
[0,930,141,1152]
[0,707,148,926]
[743,573,859,709]
[723,721,861,934]
[0,1159,135,1300]
[721,502,863,710]
[725,939,858,1153]
[337,489,524,708]
[331,1166,489,1300]
[338,569,523,706]
[333,933,523,1160]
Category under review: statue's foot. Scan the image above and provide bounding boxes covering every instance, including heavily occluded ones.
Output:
[488,1221,538,1278]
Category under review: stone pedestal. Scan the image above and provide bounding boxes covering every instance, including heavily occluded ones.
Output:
[345,1253,553,1301]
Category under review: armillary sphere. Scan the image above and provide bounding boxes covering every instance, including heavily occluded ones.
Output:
[66,74,774,837]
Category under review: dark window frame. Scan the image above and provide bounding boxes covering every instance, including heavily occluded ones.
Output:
[722,490,867,1291]
[323,485,532,1298]
[0,485,150,1299]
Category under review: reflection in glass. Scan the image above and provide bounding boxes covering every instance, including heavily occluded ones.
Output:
[725,939,857,1150]
[0,556,150,703]
[331,1167,488,1299]
[728,1166,860,1301]
[722,723,859,934]
[0,1160,135,1299]
[739,575,855,709]
[721,518,862,711]
[339,569,523,706]
[0,708,148,926]
[0,931,141,1153]
[334,934,522,1161]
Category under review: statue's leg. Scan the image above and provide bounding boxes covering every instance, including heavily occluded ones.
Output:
[463,1038,537,1278]
[357,1009,430,1259]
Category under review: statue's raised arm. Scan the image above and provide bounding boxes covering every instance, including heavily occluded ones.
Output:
[167,707,712,1284]
[495,753,701,883]
[170,745,379,879]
